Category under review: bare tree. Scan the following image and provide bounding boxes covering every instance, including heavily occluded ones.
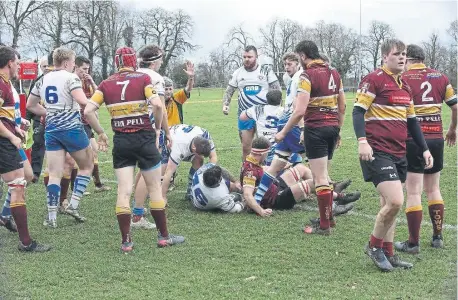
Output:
[447,20,458,45]
[259,18,301,84]
[362,20,395,71]
[225,24,254,67]
[423,33,447,70]
[0,0,49,48]
[136,7,197,74]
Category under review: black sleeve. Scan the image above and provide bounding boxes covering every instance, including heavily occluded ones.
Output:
[352,106,366,139]
[407,118,429,152]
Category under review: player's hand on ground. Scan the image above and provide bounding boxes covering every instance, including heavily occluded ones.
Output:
[274,131,285,143]
[423,150,434,169]
[97,133,109,152]
[183,61,194,78]
[258,208,273,217]
[222,105,229,115]
[358,142,373,161]
[445,129,456,147]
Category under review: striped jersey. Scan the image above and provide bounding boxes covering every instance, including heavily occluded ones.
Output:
[279,68,302,126]
[402,63,457,139]
[244,104,283,143]
[11,82,21,126]
[355,66,416,158]
[30,70,83,132]
[90,70,157,133]
[137,68,164,126]
[228,64,278,114]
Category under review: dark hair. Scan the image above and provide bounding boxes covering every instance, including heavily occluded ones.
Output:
[295,40,321,60]
[75,55,91,67]
[0,46,18,68]
[381,39,405,57]
[266,90,282,106]
[406,44,425,62]
[193,136,212,157]
[203,165,222,187]
[251,136,271,149]
[138,45,162,68]
[244,45,258,55]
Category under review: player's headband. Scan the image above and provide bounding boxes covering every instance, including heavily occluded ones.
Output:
[251,148,270,155]
[406,56,422,61]
[138,53,163,63]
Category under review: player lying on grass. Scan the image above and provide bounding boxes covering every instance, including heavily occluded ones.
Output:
[190,163,244,213]
[240,137,360,218]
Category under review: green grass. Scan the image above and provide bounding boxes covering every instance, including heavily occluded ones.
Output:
[0,88,456,299]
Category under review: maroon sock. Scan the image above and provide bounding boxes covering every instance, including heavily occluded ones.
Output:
[316,186,332,229]
[428,201,444,236]
[70,168,78,192]
[11,204,32,246]
[383,242,394,257]
[369,234,383,248]
[116,213,131,243]
[43,175,49,187]
[59,177,70,206]
[406,208,422,245]
[150,209,169,237]
[92,164,102,187]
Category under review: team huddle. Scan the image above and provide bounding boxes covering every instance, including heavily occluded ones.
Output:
[0,37,455,272]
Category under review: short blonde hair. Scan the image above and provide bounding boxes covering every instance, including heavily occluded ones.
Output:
[282,52,299,63]
[52,47,75,67]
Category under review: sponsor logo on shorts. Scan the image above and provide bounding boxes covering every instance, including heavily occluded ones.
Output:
[381,166,394,170]
[389,173,397,178]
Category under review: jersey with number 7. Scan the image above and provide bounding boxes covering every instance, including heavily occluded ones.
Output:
[402,63,457,139]
[297,60,344,128]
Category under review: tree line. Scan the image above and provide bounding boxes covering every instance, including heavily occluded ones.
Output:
[0,1,456,88]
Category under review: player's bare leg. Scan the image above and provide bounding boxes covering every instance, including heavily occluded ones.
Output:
[240,129,255,161]
[91,138,110,192]
[423,172,444,248]
[66,146,94,221]
[114,166,135,253]
[395,172,423,254]
[58,153,75,212]
[142,163,185,247]
[131,172,156,230]
[303,156,333,235]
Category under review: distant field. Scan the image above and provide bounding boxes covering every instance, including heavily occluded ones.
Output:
[0,88,456,299]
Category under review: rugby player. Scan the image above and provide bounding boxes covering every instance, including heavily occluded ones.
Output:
[353,39,433,271]
[73,55,110,193]
[222,45,280,161]
[394,44,457,253]
[241,137,359,217]
[84,46,185,252]
[275,41,347,235]
[161,124,217,203]
[0,46,50,252]
[27,47,94,227]
[191,163,244,213]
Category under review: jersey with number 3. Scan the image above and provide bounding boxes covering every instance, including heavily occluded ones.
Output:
[402,63,457,139]
[244,104,283,142]
[31,70,82,132]
[297,60,343,128]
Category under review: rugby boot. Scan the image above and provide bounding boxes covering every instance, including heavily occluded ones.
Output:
[394,241,420,254]
[364,243,393,272]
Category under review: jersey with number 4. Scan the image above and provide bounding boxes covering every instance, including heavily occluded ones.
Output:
[244,104,283,142]
[402,63,457,139]
[169,124,215,165]
[297,60,343,128]
[191,163,243,213]
[31,70,82,132]
[229,64,278,114]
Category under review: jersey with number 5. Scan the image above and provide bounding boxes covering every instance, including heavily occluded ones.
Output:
[31,70,82,132]
[297,60,343,128]
[402,64,457,139]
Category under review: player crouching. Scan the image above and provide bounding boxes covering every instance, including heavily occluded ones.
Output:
[84,47,184,253]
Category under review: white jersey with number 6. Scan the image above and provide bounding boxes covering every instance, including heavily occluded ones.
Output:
[169,124,215,165]
[30,69,82,132]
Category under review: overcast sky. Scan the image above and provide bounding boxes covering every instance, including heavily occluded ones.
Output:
[121,0,457,62]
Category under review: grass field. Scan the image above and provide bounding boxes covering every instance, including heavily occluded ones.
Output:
[0,88,456,299]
